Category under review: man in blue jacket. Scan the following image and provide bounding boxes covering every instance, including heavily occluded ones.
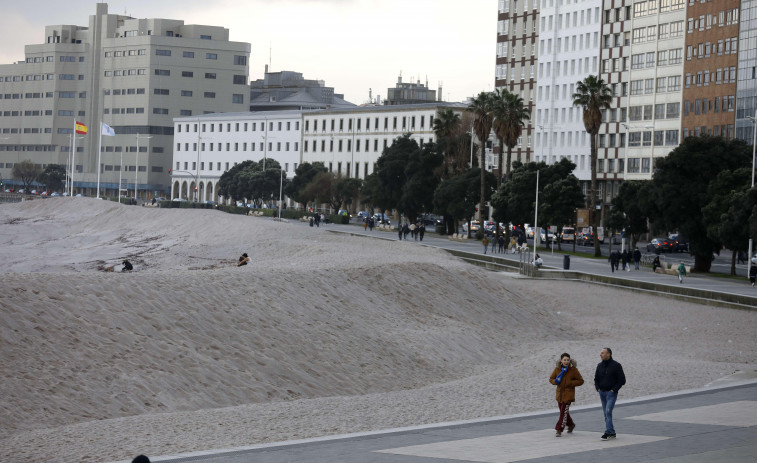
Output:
[594,347,626,440]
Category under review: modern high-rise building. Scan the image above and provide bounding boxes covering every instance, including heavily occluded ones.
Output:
[496,0,755,219]
[0,3,250,198]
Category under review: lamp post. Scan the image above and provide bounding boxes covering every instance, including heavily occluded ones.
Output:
[134,133,152,202]
[747,111,757,272]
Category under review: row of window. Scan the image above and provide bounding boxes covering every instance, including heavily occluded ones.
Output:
[1,127,52,133]
[177,120,302,134]
[598,158,651,175]
[631,49,684,70]
[626,103,682,121]
[175,141,300,153]
[306,115,435,132]
[632,0,686,19]
[685,67,737,87]
[687,38,738,60]
[687,8,739,32]
[629,76,682,95]
[683,124,734,139]
[22,55,84,64]
[106,48,246,65]
[303,137,428,154]
[598,129,679,148]
[683,96,735,115]
[101,146,164,154]
[631,21,685,45]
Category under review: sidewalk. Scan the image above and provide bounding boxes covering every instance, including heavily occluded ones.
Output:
[126,376,757,463]
[325,224,757,308]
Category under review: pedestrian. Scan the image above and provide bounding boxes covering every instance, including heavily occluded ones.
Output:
[482,236,489,254]
[549,353,584,437]
[594,347,626,440]
[419,223,426,241]
[398,224,403,240]
[614,250,621,271]
[410,222,417,240]
[749,262,757,287]
[364,218,368,231]
[237,253,250,267]
[633,247,641,270]
[368,217,375,231]
[609,252,617,273]
[738,250,747,264]
[677,261,687,283]
[621,249,630,272]
[491,235,497,253]
[498,235,505,253]
[652,255,662,273]
[511,236,517,254]
[402,223,410,240]
[533,253,543,267]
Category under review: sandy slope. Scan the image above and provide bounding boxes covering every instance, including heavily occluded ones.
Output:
[0,198,755,463]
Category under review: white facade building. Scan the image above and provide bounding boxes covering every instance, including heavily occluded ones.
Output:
[534,0,602,182]
[301,103,467,178]
[172,111,302,201]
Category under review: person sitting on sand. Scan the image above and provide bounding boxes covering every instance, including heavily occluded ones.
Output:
[238,253,250,266]
[122,260,133,272]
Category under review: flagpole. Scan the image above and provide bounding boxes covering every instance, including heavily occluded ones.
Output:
[71,121,77,197]
[96,121,103,198]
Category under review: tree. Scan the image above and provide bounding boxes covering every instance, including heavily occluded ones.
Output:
[285,162,328,209]
[332,176,363,212]
[609,181,651,250]
[434,167,497,236]
[216,158,286,206]
[217,160,256,202]
[539,160,585,250]
[702,168,753,275]
[433,108,462,179]
[572,75,613,257]
[36,164,66,192]
[649,135,751,272]
[371,134,417,218]
[468,91,496,224]
[12,160,41,192]
[400,142,443,223]
[492,89,530,184]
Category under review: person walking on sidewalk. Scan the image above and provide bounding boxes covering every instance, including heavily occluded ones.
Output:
[677,261,687,284]
[549,353,584,437]
[633,247,641,270]
[595,347,626,441]
[482,236,490,254]
[750,262,757,287]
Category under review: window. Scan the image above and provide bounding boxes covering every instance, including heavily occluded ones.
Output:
[155,69,170,76]
[205,73,216,79]
[234,55,247,65]
[183,51,194,58]
[182,71,193,77]
[156,49,171,56]
[154,88,169,95]
[153,108,169,114]
[232,94,243,104]
[205,53,217,60]
[204,92,216,98]
[233,75,246,85]
[181,90,192,97]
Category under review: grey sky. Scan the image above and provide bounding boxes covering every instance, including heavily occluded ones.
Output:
[0,0,495,103]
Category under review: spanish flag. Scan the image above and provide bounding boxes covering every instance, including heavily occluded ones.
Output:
[75,121,88,135]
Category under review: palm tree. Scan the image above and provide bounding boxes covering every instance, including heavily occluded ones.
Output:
[492,89,531,185]
[468,91,496,230]
[572,75,613,257]
[433,108,462,179]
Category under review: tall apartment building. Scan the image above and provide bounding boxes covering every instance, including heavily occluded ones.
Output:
[0,3,250,198]
[495,0,539,173]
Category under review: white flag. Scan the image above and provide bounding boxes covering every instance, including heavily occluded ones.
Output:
[101,122,115,136]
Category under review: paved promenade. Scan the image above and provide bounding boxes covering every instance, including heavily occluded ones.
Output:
[113,221,756,463]
[122,377,757,463]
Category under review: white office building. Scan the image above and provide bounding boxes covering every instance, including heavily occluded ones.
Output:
[172,111,302,201]
[0,3,250,198]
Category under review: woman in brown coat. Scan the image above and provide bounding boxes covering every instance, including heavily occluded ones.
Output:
[549,352,584,437]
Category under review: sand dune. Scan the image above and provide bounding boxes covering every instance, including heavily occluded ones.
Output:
[0,198,755,463]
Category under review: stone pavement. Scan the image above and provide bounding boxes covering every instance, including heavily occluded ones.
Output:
[123,377,757,463]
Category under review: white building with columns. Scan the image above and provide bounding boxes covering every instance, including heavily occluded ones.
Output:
[172,111,302,201]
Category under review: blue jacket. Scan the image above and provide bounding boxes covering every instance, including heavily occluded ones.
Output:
[594,358,626,392]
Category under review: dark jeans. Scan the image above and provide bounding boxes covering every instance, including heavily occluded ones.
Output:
[599,390,618,435]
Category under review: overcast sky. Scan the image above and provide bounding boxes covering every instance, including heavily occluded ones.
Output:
[0,0,496,104]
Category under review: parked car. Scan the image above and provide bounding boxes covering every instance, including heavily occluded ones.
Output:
[669,234,689,253]
[646,237,674,254]
[172,197,188,202]
[576,232,593,246]
[50,192,61,197]
[373,213,390,225]
[462,220,481,234]
[337,209,350,216]
[560,227,575,242]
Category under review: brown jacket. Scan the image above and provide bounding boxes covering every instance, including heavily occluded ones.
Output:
[549,359,584,403]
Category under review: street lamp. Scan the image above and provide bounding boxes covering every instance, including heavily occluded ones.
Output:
[134,134,152,202]
[747,111,757,270]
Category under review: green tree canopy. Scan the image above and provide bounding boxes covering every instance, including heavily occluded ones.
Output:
[609,180,652,249]
[36,164,66,192]
[649,135,752,272]
[492,89,530,183]
[468,91,496,221]
[434,167,497,236]
[285,162,328,207]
